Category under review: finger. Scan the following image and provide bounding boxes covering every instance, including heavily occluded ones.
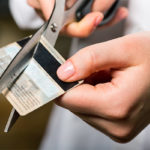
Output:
[27,0,41,9]
[56,82,115,116]
[76,113,142,143]
[57,34,136,82]
[38,0,55,20]
[56,64,147,120]
[100,7,128,28]
[92,0,115,12]
[66,0,78,9]
[61,12,103,38]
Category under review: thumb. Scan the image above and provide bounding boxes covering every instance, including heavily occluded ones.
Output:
[57,36,134,82]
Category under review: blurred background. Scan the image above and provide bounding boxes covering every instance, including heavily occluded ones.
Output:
[0,0,71,149]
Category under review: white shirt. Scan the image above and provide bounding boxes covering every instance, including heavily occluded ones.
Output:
[125,0,150,34]
[9,0,43,29]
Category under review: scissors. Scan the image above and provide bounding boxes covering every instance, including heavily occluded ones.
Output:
[0,0,120,132]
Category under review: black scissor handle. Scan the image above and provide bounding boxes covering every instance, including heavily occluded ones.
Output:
[76,0,120,27]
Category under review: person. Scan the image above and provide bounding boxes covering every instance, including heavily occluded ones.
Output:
[10,0,150,149]
[26,0,127,37]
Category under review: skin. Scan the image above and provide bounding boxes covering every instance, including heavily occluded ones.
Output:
[56,32,150,142]
[27,0,128,37]
[27,0,150,143]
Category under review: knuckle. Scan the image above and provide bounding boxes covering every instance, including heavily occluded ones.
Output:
[105,98,130,120]
[105,94,133,120]
[106,97,131,120]
[111,126,133,143]
[80,47,97,74]
[88,49,97,73]
[110,107,129,120]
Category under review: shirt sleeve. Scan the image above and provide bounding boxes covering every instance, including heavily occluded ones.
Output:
[125,0,150,34]
[9,0,44,29]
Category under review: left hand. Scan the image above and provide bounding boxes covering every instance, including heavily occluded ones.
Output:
[27,0,128,38]
[56,32,150,143]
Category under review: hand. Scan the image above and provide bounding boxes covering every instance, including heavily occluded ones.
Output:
[56,32,150,142]
[27,0,128,38]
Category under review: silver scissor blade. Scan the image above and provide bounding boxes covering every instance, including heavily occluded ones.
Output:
[4,108,20,133]
[2,24,48,133]
[43,0,65,45]
[0,23,47,93]
[3,0,84,133]
[44,0,86,45]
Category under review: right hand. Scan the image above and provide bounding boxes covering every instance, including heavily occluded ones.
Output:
[27,0,128,38]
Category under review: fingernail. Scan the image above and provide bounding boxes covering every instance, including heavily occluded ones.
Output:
[94,15,102,27]
[57,61,75,81]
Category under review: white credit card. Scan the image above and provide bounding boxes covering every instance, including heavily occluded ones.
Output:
[0,36,81,116]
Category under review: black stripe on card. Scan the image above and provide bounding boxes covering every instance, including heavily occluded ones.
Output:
[34,42,78,91]
[17,37,31,47]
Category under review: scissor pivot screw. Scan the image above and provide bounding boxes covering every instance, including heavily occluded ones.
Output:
[50,23,58,32]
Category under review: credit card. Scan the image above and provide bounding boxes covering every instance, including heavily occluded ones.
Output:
[1,37,82,116]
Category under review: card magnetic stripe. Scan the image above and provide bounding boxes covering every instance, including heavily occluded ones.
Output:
[34,42,78,91]
[17,37,78,91]
[17,37,31,47]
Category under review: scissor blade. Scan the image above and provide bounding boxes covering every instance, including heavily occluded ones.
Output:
[2,24,48,133]
[43,0,86,45]
[4,108,20,133]
[3,0,85,133]
[0,23,47,93]
[43,0,65,45]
